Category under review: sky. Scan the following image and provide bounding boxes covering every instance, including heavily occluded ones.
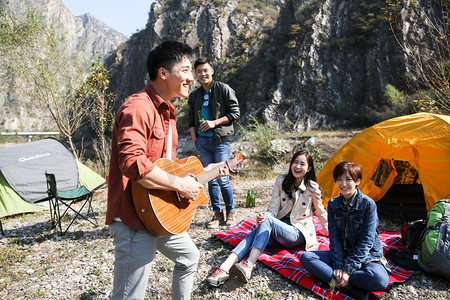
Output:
[62,0,154,37]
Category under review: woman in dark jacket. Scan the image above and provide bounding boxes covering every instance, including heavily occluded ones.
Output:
[300,161,390,299]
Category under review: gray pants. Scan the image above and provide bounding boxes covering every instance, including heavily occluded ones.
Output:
[109,221,200,300]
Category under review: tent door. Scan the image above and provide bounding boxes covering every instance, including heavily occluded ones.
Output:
[376,160,427,221]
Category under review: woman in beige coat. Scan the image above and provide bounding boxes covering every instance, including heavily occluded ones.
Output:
[207,150,328,287]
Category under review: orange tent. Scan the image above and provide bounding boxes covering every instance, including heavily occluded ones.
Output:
[317,113,450,215]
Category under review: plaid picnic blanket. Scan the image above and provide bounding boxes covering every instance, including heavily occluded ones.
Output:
[213,215,415,300]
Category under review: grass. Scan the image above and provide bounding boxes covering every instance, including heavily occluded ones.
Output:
[0,244,28,266]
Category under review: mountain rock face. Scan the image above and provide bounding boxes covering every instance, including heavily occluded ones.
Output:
[107,0,430,136]
[1,0,127,62]
[0,0,127,131]
[73,12,128,59]
[0,0,437,135]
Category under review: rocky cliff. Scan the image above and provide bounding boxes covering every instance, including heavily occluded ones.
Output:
[0,0,127,131]
[0,0,438,134]
[107,0,431,135]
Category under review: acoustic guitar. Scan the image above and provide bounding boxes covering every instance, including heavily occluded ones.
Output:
[132,152,244,237]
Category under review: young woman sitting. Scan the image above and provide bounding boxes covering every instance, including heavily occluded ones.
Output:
[300,161,391,300]
[206,150,328,286]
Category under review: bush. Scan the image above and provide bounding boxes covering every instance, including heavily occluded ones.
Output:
[383,84,410,116]
[304,146,325,172]
[384,84,404,107]
[411,90,441,113]
[237,115,276,158]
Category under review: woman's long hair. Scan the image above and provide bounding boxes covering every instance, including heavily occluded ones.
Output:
[281,150,317,197]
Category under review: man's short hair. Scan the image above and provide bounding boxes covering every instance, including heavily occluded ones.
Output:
[147,41,193,80]
[194,57,212,70]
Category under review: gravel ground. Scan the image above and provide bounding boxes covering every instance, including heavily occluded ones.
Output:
[0,178,449,300]
[1,134,449,299]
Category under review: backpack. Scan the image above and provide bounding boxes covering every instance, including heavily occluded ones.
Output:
[386,218,427,271]
[401,218,427,254]
[418,199,450,278]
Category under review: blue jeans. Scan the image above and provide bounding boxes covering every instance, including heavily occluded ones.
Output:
[233,215,305,260]
[195,136,234,212]
[109,221,200,300]
[300,251,389,291]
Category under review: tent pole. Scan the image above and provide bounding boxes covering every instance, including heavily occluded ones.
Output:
[0,218,4,236]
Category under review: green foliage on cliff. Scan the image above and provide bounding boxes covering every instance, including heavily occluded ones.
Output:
[237,114,277,159]
[384,0,450,113]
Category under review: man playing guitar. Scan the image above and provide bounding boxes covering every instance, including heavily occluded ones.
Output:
[106,41,231,300]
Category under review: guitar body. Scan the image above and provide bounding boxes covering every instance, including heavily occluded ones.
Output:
[132,156,208,237]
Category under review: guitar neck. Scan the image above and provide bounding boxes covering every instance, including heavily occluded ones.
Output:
[196,158,237,184]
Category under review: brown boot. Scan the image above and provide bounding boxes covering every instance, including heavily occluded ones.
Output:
[208,210,224,228]
[226,211,237,227]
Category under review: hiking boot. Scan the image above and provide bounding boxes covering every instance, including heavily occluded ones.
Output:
[226,210,237,227]
[208,210,224,228]
[338,286,370,300]
[232,260,253,283]
[206,266,229,287]
[316,278,336,289]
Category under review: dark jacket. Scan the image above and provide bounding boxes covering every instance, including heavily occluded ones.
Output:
[188,80,240,144]
[328,189,384,274]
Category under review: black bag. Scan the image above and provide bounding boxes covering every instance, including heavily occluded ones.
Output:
[401,219,427,253]
[385,219,427,270]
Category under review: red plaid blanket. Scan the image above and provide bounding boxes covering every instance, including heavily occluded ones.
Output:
[213,215,414,300]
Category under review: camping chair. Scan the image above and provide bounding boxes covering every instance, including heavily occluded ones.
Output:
[45,172,98,235]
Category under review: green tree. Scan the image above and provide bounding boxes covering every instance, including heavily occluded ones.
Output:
[77,56,116,176]
[0,5,90,157]
[384,0,449,112]
[384,83,408,113]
